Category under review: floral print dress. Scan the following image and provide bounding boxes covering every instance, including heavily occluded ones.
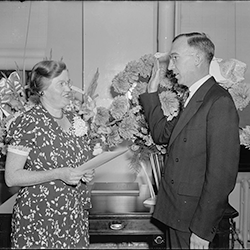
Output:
[5,104,93,249]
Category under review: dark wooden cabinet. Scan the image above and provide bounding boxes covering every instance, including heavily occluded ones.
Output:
[0,213,165,249]
[89,213,166,249]
[0,212,235,249]
[0,214,11,248]
[88,185,166,249]
[0,181,240,249]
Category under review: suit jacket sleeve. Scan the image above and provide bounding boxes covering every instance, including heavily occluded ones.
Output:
[139,91,179,145]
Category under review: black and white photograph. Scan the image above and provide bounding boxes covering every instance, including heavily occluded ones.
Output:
[0,1,249,249]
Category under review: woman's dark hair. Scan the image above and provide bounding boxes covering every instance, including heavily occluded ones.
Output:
[27,60,67,104]
[173,32,215,64]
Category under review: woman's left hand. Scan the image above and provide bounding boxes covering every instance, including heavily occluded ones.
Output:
[81,169,95,183]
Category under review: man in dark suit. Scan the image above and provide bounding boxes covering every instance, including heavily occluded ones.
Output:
[140,32,240,249]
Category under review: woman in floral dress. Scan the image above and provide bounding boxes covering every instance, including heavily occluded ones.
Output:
[4,60,95,249]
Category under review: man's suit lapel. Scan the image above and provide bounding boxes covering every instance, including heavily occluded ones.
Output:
[168,77,216,147]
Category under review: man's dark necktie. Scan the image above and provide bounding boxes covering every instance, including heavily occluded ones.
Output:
[179,88,190,111]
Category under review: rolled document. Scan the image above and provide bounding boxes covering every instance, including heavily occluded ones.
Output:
[76,147,129,174]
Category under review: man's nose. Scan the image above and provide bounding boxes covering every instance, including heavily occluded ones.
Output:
[168,59,174,70]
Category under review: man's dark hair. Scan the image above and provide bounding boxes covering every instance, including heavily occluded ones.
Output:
[173,32,215,63]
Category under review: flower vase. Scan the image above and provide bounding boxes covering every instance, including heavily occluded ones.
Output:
[139,159,156,206]
[141,153,164,207]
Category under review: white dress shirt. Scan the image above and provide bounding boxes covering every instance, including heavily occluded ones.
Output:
[184,74,212,107]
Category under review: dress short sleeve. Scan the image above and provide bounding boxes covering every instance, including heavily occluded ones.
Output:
[5,113,37,154]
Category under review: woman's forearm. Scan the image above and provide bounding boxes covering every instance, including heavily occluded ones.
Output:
[5,151,85,187]
[5,165,62,187]
[4,152,62,187]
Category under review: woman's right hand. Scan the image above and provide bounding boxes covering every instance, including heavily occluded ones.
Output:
[81,169,95,183]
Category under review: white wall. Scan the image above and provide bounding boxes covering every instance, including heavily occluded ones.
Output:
[1,1,249,126]
[0,1,83,93]
[0,0,158,182]
[0,1,249,217]
[46,1,83,90]
[0,1,48,69]
[175,0,250,128]
[82,1,158,181]
[83,1,157,107]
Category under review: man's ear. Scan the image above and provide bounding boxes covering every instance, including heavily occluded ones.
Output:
[194,52,204,67]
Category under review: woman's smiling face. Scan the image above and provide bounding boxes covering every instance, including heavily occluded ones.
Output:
[43,69,72,109]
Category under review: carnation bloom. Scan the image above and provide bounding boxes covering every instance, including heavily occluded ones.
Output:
[92,143,103,156]
[240,126,250,149]
[118,113,138,140]
[139,54,155,78]
[94,106,110,126]
[159,90,180,120]
[97,125,111,135]
[107,125,123,147]
[112,72,130,94]
[110,96,129,120]
[228,82,250,111]
[124,61,141,83]
[72,116,88,136]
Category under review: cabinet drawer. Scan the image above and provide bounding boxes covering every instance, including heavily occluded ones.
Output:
[0,232,11,247]
[0,214,11,233]
[89,214,164,235]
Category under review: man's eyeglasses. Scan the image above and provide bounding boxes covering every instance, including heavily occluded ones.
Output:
[169,54,180,64]
[169,53,195,64]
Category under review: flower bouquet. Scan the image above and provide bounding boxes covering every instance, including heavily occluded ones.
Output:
[0,70,34,168]
[73,54,189,205]
[209,57,250,150]
[82,54,250,205]
[90,54,188,165]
